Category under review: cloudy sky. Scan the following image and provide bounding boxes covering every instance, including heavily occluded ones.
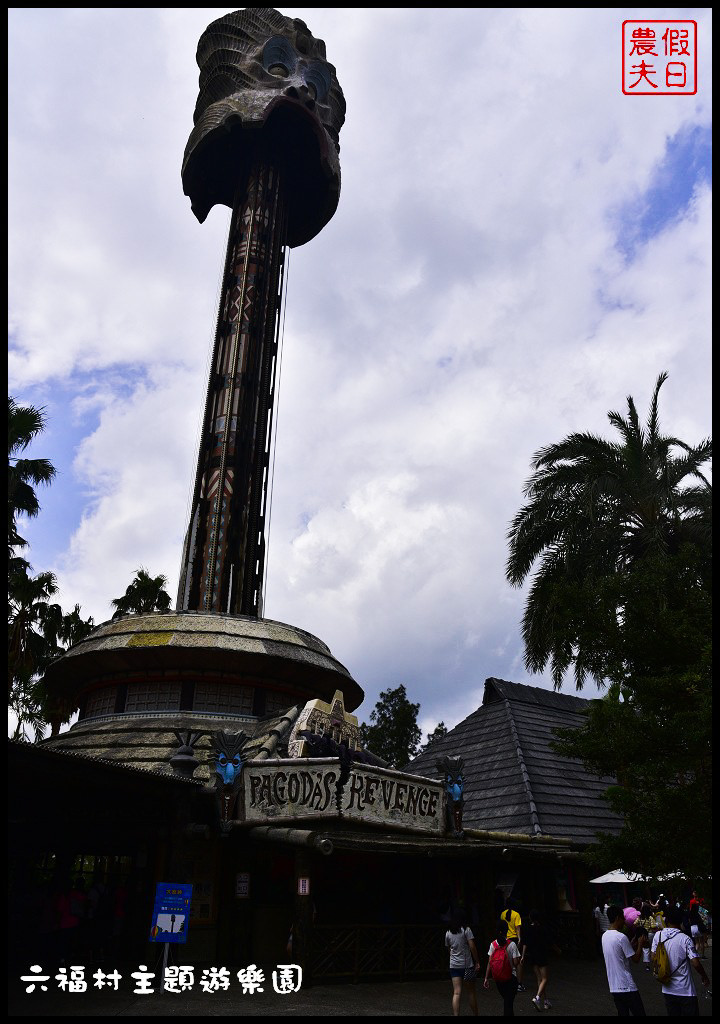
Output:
[9,8,712,739]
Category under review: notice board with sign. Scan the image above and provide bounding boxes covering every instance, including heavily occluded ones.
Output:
[149,882,193,943]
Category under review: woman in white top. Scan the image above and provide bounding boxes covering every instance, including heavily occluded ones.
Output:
[445,914,480,1017]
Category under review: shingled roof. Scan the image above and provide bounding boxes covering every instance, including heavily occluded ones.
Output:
[406,678,621,846]
[40,706,301,782]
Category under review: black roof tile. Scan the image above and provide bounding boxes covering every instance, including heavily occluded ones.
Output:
[406,677,622,846]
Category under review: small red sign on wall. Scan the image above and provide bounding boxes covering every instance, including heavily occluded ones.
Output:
[622,21,697,95]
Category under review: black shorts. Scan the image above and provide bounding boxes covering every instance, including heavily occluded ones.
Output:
[663,994,699,1016]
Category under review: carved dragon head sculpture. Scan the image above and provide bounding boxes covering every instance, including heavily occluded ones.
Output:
[183,7,346,246]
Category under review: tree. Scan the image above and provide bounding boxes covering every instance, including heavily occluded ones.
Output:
[360,684,422,769]
[506,372,711,689]
[8,397,56,555]
[507,374,711,875]
[8,563,96,739]
[111,568,172,619]
[420,721,448,752]
[8,398,95,739]
[8,567,59,697]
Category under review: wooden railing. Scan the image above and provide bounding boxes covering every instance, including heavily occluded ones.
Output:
[310,924,447,981]
[553,911,584,957]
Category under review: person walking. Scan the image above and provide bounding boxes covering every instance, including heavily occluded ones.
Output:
[637,903,656,972]
[484,918,521,1016]
[55,876,86,966]
[688,900,707,958]
[501,898,525,990]
[522,908,561,1011]
[651,905,710,1015]
[602,904,647,1016]
[655,898,668,932]
[624,898,643,947]
[445,914,480,1017]
[594,897,611,955]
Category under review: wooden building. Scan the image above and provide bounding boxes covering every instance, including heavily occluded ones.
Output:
[10,627,619,981]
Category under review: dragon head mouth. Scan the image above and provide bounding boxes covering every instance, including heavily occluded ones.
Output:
[182,8,345,247]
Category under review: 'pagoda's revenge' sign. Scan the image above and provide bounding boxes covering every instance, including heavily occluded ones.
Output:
[242,759,445,835]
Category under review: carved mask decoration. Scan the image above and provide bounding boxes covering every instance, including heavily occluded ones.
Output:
[183,7,346,247]
[446,771,464,803]
[436,756,465,798]
[213,730,249,791]
[216,750,243,786]
[436,755,466,837]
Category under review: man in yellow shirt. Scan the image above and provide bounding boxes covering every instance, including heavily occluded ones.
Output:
[501,900,525,991]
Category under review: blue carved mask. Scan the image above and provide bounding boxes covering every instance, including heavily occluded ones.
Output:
[446,774,464,800]
[216,752,243,785]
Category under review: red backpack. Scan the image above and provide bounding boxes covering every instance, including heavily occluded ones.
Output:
[489,939,513,982]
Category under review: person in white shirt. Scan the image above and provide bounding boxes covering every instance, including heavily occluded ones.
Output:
[651,905,710,1016]
[593,898,611,954]
[601,905,647,1016]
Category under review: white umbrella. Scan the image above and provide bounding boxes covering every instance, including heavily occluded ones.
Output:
[589,869,646,885]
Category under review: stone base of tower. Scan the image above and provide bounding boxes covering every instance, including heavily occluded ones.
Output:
[41,611,363,772]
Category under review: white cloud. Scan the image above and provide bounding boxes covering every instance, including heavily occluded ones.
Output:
[9,9,712,731]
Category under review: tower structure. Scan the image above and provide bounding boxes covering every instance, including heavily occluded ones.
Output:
[41,6,361,765]
[177,7,345,616]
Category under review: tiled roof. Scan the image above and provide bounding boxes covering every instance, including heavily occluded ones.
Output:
[40,707,300,781]
[406,677,621,846]
[8,736,203,784]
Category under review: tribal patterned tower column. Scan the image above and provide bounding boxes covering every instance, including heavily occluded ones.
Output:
[177,8,345,616]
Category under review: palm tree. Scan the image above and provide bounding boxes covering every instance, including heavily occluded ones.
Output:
[8,397,57,554]
[111,568,172,619]
[8,568,60,692]
[59,604,96,647]
[506,373,711,689]
[9,573,96,734]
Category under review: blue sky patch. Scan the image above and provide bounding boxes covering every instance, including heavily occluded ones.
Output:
[614,123,711,260]
[10,366,151,580]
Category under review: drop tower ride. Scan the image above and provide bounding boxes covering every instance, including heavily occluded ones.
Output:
[177,7,346,617]
[41,6,361,760]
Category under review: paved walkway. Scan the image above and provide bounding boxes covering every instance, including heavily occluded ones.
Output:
[9,946,712,1016]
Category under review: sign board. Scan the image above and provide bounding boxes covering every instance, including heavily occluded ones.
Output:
[243,759,445,835]
[236,872,250,898]
[149,882,193,943]
[297,877,310,896]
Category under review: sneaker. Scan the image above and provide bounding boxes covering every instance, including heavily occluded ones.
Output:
[544,1001,552,1010]
[532,996,543,1011]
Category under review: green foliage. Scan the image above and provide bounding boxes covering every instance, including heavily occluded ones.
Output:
[110,568,172,618]
[360,684,422,769]
[8,398,94,739]
[553,654,711,877]
[421,721,448,752]
[8,562,95,739]
[507,374,711,875]
[506,372,711,689]
[553,542,711,876]
[8,397,57,554]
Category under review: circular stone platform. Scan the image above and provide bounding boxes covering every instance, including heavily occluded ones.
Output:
[43,610,363,722]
